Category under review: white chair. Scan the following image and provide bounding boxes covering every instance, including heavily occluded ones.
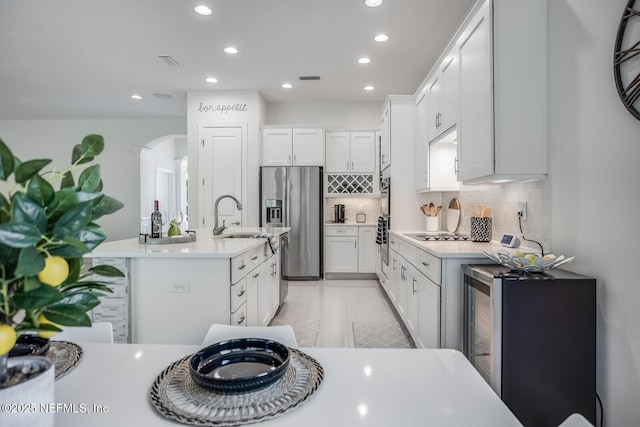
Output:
[201,324,298,348]
[52,322,114,344]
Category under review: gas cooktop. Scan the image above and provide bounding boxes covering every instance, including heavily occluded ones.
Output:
[404,232,471,242]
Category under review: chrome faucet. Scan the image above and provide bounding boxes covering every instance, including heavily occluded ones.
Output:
[213,194,243,235]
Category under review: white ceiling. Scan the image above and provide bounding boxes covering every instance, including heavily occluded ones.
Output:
[0,0,475,119]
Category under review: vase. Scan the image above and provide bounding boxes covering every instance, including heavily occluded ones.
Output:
[0,355,55,427]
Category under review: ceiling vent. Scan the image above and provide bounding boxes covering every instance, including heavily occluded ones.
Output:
[158,55,181,67]
[299,76,320,81]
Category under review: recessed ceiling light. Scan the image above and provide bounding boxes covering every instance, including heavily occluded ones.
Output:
[153,93,172,100]
[282,83,293,89]
[365,0,383,7]
[374,34,389,42]
[224,47,238,54]
[131,94,142,100]
[364,85,375,91]
[206,77,218,83]
[358,57,371,64]
[194,5,212,16]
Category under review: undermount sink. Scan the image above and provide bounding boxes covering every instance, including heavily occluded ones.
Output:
[218,232,259,239]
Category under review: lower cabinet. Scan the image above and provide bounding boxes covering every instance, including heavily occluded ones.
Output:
[246,267,260,326]
[325,236,359,273]
[416,272,440,349]
[325,225,377,274]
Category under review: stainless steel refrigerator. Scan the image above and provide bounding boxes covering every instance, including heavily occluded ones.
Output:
[260,167,322,280]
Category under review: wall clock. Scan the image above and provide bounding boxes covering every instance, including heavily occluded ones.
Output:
[614,0,640,120]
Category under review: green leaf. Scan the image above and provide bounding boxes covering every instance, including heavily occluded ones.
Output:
[12,284,63,310]
[62,237,91,255]
[92,195,124,219]
[58,291,102,311]
[71,144,94,165]
[89,264,125,278]
[53,202,93,240]
[12,194,47,232]
[96,179,103,192]
[61,170,75,189]
[73,227,106,250]
[14,159,52,184]
[23,276,42,292]
[61,282,113,293]
[0,193,10,223]
[43,304,91,326]
[16,323,61,334]
[0,222,42,248]
[47,188,102,219]
[63,256,83,285]
[81,134,105,157]
[78,164,101,192]
[15,246,45,277]
[27,174,55,206]
[0,137,15,180]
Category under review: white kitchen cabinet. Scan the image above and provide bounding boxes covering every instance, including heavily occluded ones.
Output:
[245,265,260,327]
[396,258,409,319]
[325,131,375,173]
[357,226,377,273]
[428,130,459,191]
[428,55,459,143]
[325,236,358,273]
[259,260,273,326]
[456,0,547,183]
[414,88,429,192]
[416,272,440,349]
[261,128,324,166]
[380,103,391,171]
[405,266,420,339]
[269,254,280,315]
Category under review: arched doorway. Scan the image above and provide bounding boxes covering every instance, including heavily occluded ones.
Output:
[139,134,188,234]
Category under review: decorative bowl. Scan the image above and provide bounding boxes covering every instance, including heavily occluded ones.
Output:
[482,251,575,272]
[189,338,290,394]
[8,335,50,357]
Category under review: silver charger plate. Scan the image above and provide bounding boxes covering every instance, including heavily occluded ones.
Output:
[48,341,83,379]
[149,348,324,426]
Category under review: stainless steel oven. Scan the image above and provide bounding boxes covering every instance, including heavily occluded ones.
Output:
[379,177,390,266]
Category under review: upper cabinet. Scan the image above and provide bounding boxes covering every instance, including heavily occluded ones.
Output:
[427,54,459,143]
[380,103,391,171]
[456,0,547,183]
[414,88,429,191]
[261,128,324,166]
[325,131,375,173]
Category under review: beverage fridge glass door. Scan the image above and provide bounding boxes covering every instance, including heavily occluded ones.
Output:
[463,269,502,395]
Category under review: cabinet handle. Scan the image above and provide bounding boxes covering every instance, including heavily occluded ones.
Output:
[231,221,240,226]
[351,161,354,170]
[393,259,397,270]
[412,277,417,294]
[454,157,458,174]
[382,154,386,162]
[293,154,296,163]
[401,266,406,280]
[236,314,246,324]
[252,272,260,278]
[355,240,357,249]
[347,161,350,170]
[435,114,438,128]
[237,289,246,297]
[337,230,346,233]
[251,255,258,260]
[421,261,429,267]
[238,263,246,270]
[390,240,395,244]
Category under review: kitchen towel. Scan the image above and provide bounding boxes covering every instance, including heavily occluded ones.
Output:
[375,216,388,245]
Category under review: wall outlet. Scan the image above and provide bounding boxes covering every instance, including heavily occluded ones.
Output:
[170,280,190,293]
[518,201,527,220]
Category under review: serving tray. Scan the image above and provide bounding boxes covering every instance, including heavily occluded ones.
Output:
[150,348,324,426]
[48,341,83,379]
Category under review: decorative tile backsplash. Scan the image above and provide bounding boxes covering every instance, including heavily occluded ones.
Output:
[324,197,380,223]
[443,180,550,252]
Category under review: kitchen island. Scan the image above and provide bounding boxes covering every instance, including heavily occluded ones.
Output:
[85,227,289,345]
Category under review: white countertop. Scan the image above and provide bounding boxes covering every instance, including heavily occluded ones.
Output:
[325,221,377,226]
[54,344,521,427]
[391,230,535,259]
[86,227,289,258]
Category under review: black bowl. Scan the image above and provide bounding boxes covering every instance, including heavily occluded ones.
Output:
[189,338,290,394]
[8,334,50,357]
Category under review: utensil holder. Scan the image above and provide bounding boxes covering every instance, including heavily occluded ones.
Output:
[470,217,492,242]
[425,216,439,232]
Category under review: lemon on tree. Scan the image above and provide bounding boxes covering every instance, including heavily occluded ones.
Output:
[0,324,17,355]
[37,256,69,287]
[37,315,60,339]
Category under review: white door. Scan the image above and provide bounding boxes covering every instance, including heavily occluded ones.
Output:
[325,132,350,173]
[414,89,429,190]
[293,128,324,165]
[325,236,358,273]
[262,129,293,166]
[357,226,377,273]
[441,54,459,132]
[380,104,391,170]
[427,74,442,141]
[457,0,493,181]
[246,266,259,327]
[349,132,375,173]
[200,126,242,228]
[259,261,272,326]
[417,273,440,349]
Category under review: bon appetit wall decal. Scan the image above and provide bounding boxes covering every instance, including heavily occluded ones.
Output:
[196,102,248,114]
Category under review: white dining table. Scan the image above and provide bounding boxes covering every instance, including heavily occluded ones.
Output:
[53,344,522,426]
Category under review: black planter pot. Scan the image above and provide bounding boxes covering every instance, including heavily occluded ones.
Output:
[8,335,50,357]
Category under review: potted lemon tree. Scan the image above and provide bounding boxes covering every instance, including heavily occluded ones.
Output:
[0,134,123,389]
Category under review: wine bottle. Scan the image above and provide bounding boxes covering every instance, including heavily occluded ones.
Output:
[151,200,162,238]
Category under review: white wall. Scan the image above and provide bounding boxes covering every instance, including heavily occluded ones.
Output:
[549,1,640,424]
[266,101,383,128]
[0,118,186,241]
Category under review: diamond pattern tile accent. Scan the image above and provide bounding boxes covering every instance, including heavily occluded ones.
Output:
[327,174,374,194]
[352,321,416,349]
[271,319,320,347]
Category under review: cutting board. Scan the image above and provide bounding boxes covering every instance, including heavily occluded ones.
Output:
[446,198,460,233]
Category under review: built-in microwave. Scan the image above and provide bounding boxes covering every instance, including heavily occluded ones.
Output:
[462,264,596,427]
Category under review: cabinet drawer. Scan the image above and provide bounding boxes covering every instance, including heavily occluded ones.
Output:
[325,226,358,237]
[231,248,260,284]
[416,249,441,284]
[398,239,417,265]
[231,301,247,326]
[389,234,400,252]
[231,277,247,312]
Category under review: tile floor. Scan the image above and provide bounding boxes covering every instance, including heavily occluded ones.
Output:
[271,279,412,348]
